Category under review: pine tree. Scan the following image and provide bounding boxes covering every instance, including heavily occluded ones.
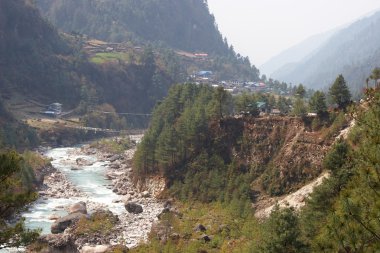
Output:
[329,75,351,110]
[292,98,307,117]
[277,96,290,114]
[309,91,327,116]
[0,151,40,248]
[296,84,306,98]
[262,206,308,253]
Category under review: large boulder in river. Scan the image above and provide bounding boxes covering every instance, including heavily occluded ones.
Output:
[51,213,86,234]
[76,157,94,166]
[125,202,143,214]
[69,201,87,214]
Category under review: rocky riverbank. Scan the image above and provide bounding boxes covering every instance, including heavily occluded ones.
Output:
[32,136,167,252]
[80,138,166,248]
[39,171,86,199]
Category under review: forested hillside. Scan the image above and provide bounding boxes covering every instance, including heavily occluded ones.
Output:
[0,99,38,149]
[34,0,262,84]
[133,83,349,201]
[0,0,184,130]
[35,0,230,56]
[0,0,81,105]
[272,11,380,96]
[131,78,380,253]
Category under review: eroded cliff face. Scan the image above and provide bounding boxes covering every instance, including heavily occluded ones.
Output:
[216,116,342,197]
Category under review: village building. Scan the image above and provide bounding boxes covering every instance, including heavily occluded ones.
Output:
[307,112,318,117]
[257,102,267,112]
[42,103,62,117]
[271,108,281,115]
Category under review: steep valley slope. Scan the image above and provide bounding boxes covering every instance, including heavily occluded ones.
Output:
[209,116,342,198]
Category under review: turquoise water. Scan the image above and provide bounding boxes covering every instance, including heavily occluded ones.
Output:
[22,147,126,235]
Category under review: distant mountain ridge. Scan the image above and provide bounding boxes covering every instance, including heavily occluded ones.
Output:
[260,29,336,76]
[270,11,380,95]
[35,0,230,56]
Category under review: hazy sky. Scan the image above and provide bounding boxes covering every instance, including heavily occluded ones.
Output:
[208,0,380,66]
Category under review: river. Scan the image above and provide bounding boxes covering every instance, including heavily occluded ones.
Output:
[1,136,164,252]
[24,147,125,234]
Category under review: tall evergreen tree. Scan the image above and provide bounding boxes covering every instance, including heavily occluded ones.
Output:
[329,75,351,110]
[309,91,327,116]
[277,96,290,114]
[292,98,307,117]
[296,84,306,98]
[262,206,308,253]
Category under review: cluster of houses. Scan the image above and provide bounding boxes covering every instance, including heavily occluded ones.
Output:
[190,70,215,82]
[190,70,268,94]
[218,81,267,94]
[41,103,62,117]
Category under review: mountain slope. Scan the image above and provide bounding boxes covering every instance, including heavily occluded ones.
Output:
[0,0,181,134]
[0,0,82,105]
[260,29,336,76]
[35,0,229,55]
[271,11,380,95]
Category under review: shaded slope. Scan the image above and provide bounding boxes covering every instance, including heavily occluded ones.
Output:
[35,0,229,55]
[0,0,81,105]
[0,0,178,131]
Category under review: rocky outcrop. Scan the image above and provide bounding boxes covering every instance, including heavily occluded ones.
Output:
[33,162,55,187]
[135,177,166,198]
[51,213,86,234]
[125,202,143,214]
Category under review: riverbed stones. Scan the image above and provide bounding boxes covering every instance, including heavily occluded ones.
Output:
[37,234,78,253]
[142,191,150,198]
[122,194,132,203]
[43,170,86,198]
[108,154,121,162]
[125,202,143,214]
[109,163,120,169]
[71,166,83,171]
[51,213,87,234]
[39,137,165,250]
[81,245,110,253]
[49,214,61,220]
[70,201,87,214]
